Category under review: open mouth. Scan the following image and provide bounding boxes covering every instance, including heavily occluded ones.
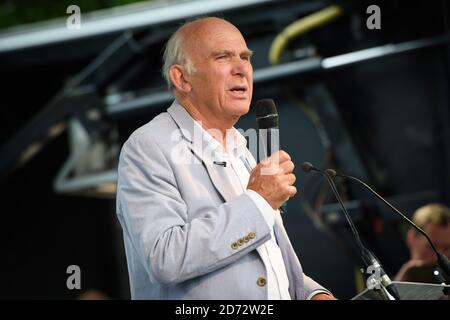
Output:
[229,86,247,94]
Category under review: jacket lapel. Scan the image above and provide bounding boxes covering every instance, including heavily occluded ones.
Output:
[167,101,239,202]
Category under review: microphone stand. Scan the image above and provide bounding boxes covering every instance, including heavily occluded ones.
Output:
[325,168,450,289]
[301,162,401,300]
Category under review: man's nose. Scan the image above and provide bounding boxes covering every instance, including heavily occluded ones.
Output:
[232,59,250,77]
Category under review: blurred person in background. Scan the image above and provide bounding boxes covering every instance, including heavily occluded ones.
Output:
[395,203,450,283]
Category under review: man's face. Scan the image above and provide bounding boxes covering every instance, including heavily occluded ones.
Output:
[183,20,253,126]
[410,223,450,263]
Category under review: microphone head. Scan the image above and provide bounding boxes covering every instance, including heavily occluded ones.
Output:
[300,162,315,173]
[255,99,279,129]
[325,169,337,177]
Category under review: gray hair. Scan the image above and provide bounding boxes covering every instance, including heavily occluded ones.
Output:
[162,23,197,90]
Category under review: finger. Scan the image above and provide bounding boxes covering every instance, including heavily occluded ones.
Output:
[279,160,294,174]
[259,161,280,175]
[260,157,270,167]
[286,185,297,197]
[283,173,296,185]
[268,150,290,165]
[277,150,291,163]
[278,173,295,185]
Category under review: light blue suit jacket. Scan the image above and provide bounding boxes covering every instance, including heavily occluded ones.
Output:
[116,101,328,299]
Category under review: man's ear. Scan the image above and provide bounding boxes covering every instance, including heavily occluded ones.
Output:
[169,65,191,93]
[406,229,416,250]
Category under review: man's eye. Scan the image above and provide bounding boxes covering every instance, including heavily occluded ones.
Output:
[217,55,227,59]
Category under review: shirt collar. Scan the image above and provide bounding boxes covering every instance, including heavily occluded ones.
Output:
[167,100,248,158]
[192,120,247,156]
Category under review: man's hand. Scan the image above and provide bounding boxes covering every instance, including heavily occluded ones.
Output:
[247,150,297,209]
[311,293,337,300]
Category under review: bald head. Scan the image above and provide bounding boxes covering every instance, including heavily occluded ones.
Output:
[162,17,244,89]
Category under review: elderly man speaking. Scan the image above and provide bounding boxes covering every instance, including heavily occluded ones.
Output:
[116,17,334,300]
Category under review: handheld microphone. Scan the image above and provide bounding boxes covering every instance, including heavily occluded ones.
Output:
[301,162,401,300]
[256,99,287,213]
[255,99,279,159]
[325,168,450,281]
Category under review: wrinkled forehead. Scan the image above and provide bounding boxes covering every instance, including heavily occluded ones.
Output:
[180,19,248,57]
[182,18,241,38]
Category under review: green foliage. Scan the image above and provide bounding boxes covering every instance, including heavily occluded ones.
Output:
[0,0,150,30]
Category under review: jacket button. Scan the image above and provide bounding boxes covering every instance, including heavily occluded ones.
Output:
[256,276,267,287]
[248,232,256,239]
[237,238,245,245]
[243,235,250,242]
[231,242,239,250]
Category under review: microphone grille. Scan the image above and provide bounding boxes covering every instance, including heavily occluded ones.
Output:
[255,99,279,129]
[325,169,337,177]
[301,162,314,173]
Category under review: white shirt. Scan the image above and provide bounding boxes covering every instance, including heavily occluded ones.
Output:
[194,121,291,300]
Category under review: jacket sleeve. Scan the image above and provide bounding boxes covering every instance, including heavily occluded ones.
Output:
[117,132,272,285]
[303,275,332,299]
